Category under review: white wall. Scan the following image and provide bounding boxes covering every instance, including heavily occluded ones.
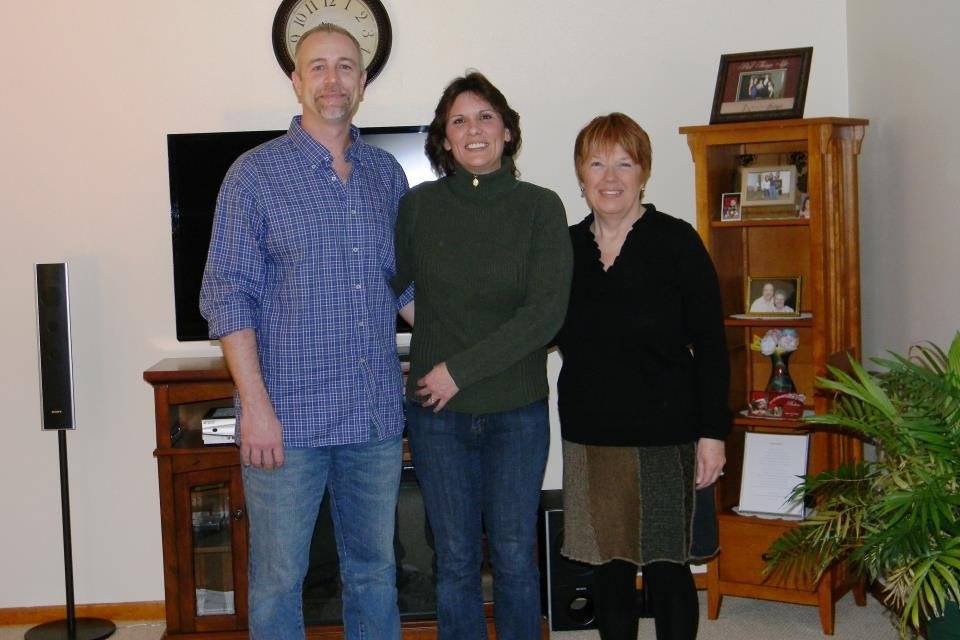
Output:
[847,0,960,357]
[0,0,849,608]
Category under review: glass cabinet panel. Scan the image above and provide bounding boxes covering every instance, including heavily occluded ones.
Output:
[190,482,236,616]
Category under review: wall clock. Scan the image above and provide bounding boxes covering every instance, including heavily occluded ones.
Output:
[272,0,393,85]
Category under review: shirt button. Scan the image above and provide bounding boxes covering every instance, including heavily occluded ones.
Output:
[310,164,316,169]
[330,176,336,182]
[355,284,362,290]
[352,247,359,253]
[351,209,357,215]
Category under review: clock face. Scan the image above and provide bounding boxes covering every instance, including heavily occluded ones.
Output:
[272,0,393,84]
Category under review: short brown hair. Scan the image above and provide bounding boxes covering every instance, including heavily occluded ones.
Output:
[293,24,363,72]
[573,113,652,183]
[425,71,522,177]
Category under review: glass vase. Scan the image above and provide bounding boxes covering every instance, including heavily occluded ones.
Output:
[766,351,797,394]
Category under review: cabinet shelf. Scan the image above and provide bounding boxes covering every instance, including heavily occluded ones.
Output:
[732,414,815,431]
[710,218,810,229]
[683,117,867,635]
[717,509,803,526]
[724,317,813,328]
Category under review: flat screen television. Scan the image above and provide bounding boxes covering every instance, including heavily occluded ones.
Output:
[167,125,431,342]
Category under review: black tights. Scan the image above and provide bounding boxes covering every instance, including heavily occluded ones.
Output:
[593,559,698,640]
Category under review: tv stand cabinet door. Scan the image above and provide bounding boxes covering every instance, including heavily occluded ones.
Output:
[172,464,248,633]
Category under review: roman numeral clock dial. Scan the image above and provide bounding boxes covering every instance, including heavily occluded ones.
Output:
[272,0,393,85]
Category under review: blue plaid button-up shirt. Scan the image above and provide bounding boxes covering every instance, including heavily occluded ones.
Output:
[200,116,412,447]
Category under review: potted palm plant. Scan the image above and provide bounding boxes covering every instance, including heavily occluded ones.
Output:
[764,332,960,638]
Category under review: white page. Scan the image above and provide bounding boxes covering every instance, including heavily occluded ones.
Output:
[738,432,809,517]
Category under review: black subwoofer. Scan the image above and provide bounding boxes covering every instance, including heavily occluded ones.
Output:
[539,489,597,631]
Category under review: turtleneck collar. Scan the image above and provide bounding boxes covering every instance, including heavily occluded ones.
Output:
[446,156,518,201]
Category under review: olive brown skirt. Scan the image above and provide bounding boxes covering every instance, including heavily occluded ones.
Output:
[560,439,719,567]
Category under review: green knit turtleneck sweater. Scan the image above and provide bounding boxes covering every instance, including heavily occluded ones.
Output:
[392,158,573,413]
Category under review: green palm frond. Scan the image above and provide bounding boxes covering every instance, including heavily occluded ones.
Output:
[766,332,960,635]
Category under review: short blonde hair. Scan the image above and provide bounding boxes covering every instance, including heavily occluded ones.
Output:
[574,113,652,183]
[293,24,363,72]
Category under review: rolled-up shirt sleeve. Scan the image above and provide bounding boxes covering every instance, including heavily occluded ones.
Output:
[199,166,265,340]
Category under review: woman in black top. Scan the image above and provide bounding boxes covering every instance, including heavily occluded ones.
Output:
[555,113,730,640]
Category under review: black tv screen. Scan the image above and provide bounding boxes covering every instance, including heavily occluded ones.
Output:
[167,125,430,342]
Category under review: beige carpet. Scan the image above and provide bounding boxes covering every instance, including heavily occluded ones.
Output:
[555,593,904,639]
[0,593,905,639]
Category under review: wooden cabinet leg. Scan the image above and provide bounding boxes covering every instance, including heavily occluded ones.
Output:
[853,579,867,606]
[706,560,722,619]
[817,580,835,635]
[707,590,722,620]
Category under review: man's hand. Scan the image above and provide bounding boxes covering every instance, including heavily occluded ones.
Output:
[416,362,459,413]
[239,395,285,470]
[695,437,725,489]
[221,328,284,470]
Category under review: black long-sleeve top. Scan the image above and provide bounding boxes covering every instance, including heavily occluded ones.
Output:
[556,204,731,446]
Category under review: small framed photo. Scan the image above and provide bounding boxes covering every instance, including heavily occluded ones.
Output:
[710,47,813,124]
[720,192,741,221]
[740,165,797,208]
[746,276,801,317]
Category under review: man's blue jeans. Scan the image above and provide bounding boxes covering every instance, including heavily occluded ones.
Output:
[406,399,550,640]
[241,434,402,640]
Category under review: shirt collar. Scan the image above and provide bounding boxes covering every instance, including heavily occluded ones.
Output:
[577,203,656,236]
[446,156,518,201]
[288,115,364,166]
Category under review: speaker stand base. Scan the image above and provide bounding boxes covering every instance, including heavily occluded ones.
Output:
[25,618,116,640]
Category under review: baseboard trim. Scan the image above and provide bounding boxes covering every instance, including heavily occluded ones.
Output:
[0,601,165,625]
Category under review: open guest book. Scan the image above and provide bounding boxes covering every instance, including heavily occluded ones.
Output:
[736,432,810,519]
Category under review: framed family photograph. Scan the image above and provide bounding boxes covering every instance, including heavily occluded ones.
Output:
[720,192,741,221]
[746,276,802,317]
[740,165,797,208]
[710,47,813,124]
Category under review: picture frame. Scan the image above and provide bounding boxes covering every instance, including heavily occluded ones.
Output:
[745,276,801,317]
[720,192,741,221]
[710,47,813,124]
[740,164,797,208]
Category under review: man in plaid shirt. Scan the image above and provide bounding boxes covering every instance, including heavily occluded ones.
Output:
[200,24,411,640]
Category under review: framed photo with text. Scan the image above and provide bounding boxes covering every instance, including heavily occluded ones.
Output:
[710,47,813,124]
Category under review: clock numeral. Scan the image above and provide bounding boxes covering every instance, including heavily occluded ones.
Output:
[323,0,337,7]
[355,9,368,21]
[344,0,353,9]
[360,46,371,54]
[359,28,375,38]
[302,0,320,13]
[290,34,301,43]
[292,12,307,27]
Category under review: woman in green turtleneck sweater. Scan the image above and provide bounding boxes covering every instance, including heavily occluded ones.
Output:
[392,71,572,639]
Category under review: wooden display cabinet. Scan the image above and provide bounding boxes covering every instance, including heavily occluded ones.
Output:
[145,357,538,639]
[679,119,869,634]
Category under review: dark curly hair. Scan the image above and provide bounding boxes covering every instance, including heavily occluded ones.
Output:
[425,71,522,177]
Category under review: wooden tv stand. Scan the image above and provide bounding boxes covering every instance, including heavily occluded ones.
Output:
[145,357,544,639]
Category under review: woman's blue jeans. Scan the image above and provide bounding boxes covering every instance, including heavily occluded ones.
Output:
[241,434,403,640]
[406,399,550,640]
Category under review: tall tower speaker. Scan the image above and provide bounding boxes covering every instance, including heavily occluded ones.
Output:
[35,263,76,430]
[30,263,116,640]
[539,490,597,631]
